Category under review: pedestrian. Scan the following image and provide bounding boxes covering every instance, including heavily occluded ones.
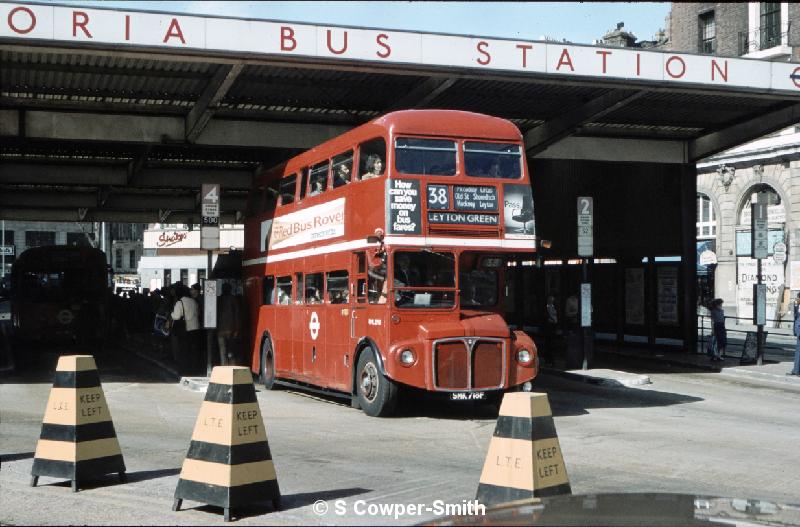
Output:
[709,298,726,362]
[789,292,800,376]
[544,295,558,366]
[171,285,201,375]
[564,293,579,328]
[216,282,241,365]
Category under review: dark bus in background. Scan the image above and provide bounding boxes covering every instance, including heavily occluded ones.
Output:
[11,246,111,343]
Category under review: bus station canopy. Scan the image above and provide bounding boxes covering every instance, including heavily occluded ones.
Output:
[2,2,800,223]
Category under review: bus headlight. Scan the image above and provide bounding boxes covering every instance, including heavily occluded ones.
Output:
[399,348,416,366]
[516,349,532,365]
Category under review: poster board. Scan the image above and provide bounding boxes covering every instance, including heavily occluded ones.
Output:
[741,331,767,363]
[625,268,645,325]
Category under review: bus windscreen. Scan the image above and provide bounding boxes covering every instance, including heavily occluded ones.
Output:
[393,251,455,308]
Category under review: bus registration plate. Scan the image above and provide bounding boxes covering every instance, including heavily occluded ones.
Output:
[450,392,486,401]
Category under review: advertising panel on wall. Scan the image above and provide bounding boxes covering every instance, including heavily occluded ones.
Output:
[737,256,785,327]
[625,268,645,326]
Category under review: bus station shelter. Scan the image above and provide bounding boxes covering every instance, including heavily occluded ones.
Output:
[3,2,800,352]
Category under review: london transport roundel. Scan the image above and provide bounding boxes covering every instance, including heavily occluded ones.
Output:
[309,312,320,341]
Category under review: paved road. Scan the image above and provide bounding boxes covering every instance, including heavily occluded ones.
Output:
[2,347,799,525]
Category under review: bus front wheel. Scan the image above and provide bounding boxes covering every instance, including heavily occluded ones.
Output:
[356,347,398,417]
[260,339,276,390]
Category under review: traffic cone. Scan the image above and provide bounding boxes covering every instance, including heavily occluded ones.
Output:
[476,392,570,506]
[173,366,280,522]
[30,355,126,492]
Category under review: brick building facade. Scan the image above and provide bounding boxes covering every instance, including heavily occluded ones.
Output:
[668,3,800,324]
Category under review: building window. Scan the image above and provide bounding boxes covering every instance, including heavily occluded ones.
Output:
[25,231,55,248]
[66,232,93,247]
[115,250,123,269]
[760,2,781,49]
[696,194,717,239]
[129,250,136,269]
[699,11,716,54]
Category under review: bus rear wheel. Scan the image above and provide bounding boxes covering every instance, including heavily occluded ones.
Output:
[356,347,398,417]
[260,339,276,390]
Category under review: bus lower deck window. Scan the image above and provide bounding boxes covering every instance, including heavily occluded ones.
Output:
[276,276,292,305]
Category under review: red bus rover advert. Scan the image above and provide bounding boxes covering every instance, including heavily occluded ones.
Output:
[243,110,538,416]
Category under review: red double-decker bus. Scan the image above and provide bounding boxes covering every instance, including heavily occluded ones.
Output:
[243,110,538,416]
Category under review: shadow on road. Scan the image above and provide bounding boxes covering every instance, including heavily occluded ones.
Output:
[0,451,34,463]
[4,341,178,384]
[534,372,704,417]
[184,486,371,521]
[125,467,181,483]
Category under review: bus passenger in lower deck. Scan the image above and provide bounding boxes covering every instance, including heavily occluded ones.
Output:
[361,154,384,180]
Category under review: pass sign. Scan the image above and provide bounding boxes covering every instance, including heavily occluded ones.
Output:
[577,197,593,257]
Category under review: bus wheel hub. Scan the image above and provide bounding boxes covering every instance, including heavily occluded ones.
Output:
[360,364,378,401]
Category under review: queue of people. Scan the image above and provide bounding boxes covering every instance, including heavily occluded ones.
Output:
[111,281,242,376]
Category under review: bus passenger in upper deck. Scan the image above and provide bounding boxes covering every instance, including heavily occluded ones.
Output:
[361,154,384,180]
[309,179,324,196]
[334,163,351,186]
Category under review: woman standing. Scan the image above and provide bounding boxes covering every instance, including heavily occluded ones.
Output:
[709,298,726,362]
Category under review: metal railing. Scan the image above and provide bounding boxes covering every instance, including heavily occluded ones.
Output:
[697,314,794,360]
[738,22,791,55]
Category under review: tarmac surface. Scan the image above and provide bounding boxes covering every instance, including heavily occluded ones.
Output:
[2,332,799,525]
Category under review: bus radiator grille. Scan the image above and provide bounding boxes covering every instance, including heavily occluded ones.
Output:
[435,341,469,390]
[472,341,503,389]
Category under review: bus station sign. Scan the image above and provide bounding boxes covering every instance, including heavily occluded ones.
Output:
[0,246,13,256]
[201,183,220,251]
[577,197,593,257]
[3,3,800,94]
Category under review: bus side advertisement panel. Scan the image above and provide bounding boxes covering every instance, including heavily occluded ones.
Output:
[265,198,346,251]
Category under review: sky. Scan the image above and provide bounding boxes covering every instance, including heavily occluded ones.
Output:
[46,1,671,45]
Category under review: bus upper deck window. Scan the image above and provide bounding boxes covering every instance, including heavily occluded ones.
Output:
[332,151,354,188]
[464,142,522,179]
[358,138,386,180]
[395,137,456,176]
[309,161,329,196]
[279,175,297,205]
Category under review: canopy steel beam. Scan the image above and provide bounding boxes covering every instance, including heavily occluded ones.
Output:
[524,89,646,156]
[0,208,239,224]
[0,163,254,190]
[385,76,457,111]
[186,63,244,143]
[689,102,800,161]
[0,190,247,213]
[0,109,350,148]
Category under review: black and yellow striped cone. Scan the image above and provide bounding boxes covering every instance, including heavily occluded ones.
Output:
[30,355,126,492]
[476,392,570,506]
[172,366,280,522]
